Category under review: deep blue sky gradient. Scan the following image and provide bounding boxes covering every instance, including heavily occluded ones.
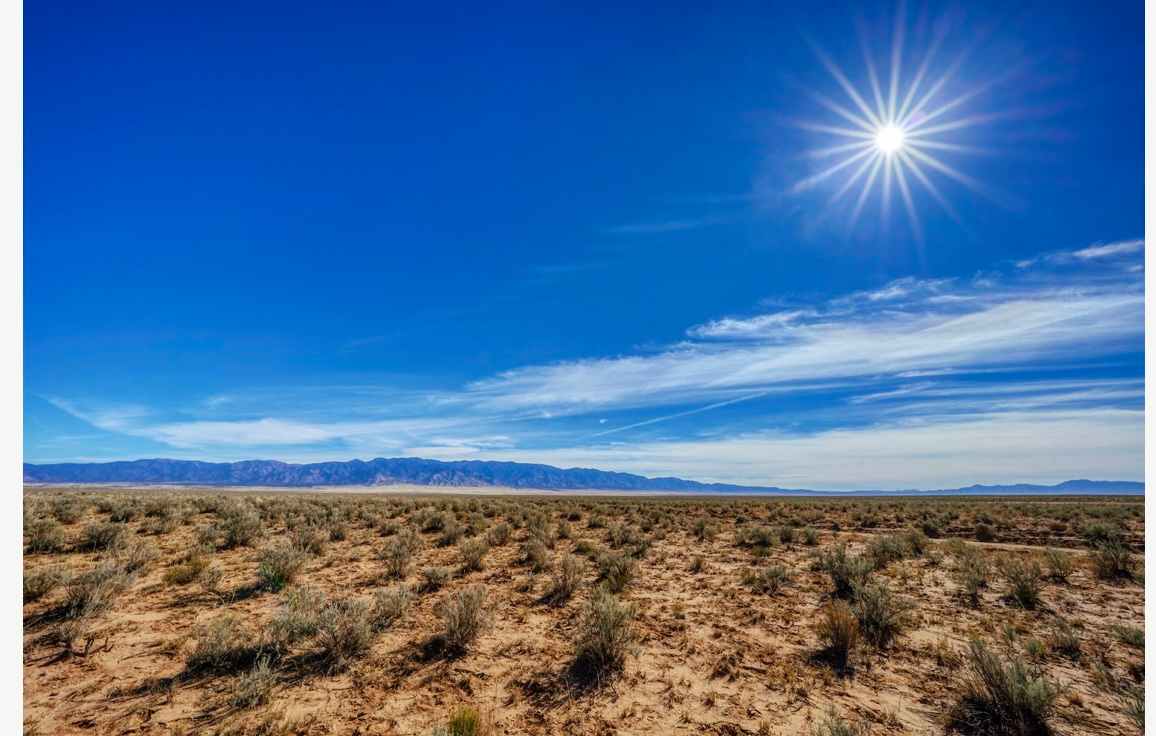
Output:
[25,1,1145,488]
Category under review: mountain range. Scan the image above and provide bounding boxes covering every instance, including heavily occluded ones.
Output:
[21,458,1144,495]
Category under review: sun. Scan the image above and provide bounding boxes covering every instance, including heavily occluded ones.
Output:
[789,6,1005,238]
[874,124,905,154]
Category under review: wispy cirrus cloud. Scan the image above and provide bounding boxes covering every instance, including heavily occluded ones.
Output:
[467,251,1142,415]
[39,239,1144,487]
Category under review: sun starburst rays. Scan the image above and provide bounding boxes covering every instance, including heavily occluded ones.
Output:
[793,11,1000,238]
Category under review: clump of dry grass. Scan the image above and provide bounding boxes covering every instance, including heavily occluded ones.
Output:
[815,600,858,673]
[164,549,211,586]
[62,559,133,619]
[232,656,276,709]
[544,553,583,605]
[741,564,789,595]
[571,588,635,684]
[433,706,491,736]
[1042,548,1073,583]
[187,615,262,674]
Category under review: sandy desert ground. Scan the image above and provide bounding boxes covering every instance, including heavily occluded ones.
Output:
[22,487,1144,735]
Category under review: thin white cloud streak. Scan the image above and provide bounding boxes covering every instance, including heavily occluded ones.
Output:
[431,409,1142,489]
[41,241,1144,488]
[468,291,1141,413]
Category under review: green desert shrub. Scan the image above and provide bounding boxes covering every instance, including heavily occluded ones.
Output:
[949,639,1060,735]
[24,567,63,603]
[520,539,550,573]
[315,597,375,671]
[458,538,488,572]
[1042,548,1073,583]
[817,544,872,598]
[81,521,128,551]
[597,551,635,594]
[545,553,583,605]
[1091,539,1136,580]
[571,588,635,683]
[164,551,211,586]
[436,585,489,656]
[370,586,412,631]
[257,543,308,592]
[852,581,908,649]
[1113,625,1143,649]
[999,557,1043,610]
[25,518,66,554]
[741,564,789,595]
[974,523,997,543]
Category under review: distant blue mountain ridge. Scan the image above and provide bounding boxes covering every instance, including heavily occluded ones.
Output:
[21,458,1143,495]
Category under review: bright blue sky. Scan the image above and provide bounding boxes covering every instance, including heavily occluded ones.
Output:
[25,0,1144,489]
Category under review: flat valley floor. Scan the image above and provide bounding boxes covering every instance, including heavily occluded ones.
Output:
[22,487,1144,735]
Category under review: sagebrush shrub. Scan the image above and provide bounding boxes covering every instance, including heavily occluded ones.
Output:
[26,518,66,554]
[458,539,488,572]
[852,580,908,649]
[187,615,260,674]
[817,544,872,598]
[545,553,582,605]
[257,543,307,592]
[24,567,63,603]
[597,551,635,594]
[949,639,1059,735]
[572,588,634,683]
[437,585,489,656]
[382,529,421,580]
[81,522,128,552]
[370,586,411,631]
[316,598,374,671]
[62,560,132,619]
[999,557,1043,610]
